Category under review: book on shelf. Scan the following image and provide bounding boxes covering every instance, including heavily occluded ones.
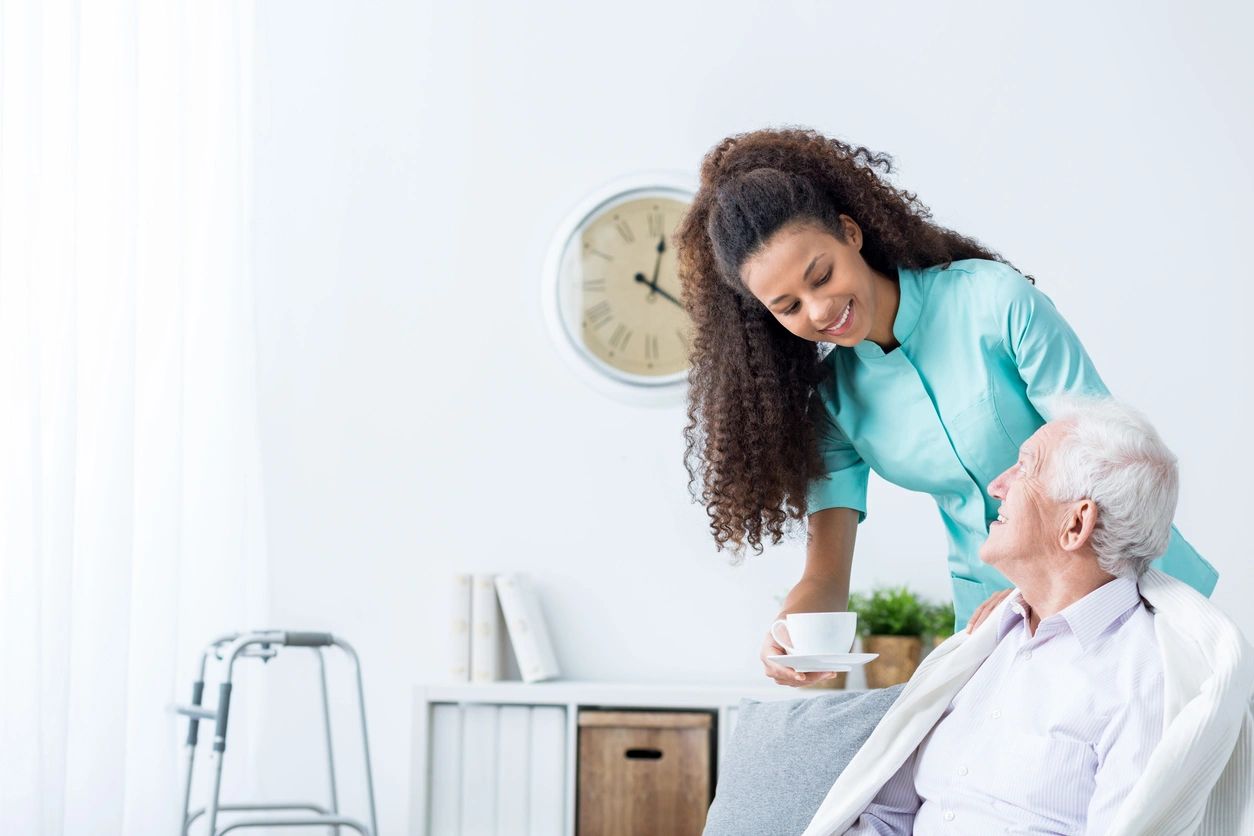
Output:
[470,572,502,682]
[450,573,472,682]
[494,572,561,683]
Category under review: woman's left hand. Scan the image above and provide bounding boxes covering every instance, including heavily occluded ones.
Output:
[965,589,1012,633]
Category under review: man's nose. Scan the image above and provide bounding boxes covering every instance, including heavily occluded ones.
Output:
[988,469,1010,499]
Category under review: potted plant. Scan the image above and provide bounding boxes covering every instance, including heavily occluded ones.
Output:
[924,601,956,650]
[848,587,927,688]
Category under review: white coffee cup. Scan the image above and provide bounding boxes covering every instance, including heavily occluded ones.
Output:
[770,611,857,655]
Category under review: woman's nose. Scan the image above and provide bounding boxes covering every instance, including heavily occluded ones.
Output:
[808,296,834,326]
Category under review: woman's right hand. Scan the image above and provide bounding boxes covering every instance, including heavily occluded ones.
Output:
[760,625,840,687]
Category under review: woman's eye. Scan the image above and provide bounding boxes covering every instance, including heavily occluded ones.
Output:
[780,272,831,316]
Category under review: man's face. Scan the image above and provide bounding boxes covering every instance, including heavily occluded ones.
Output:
[980,424,1068,570]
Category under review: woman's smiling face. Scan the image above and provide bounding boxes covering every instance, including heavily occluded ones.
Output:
[740,216,890,347]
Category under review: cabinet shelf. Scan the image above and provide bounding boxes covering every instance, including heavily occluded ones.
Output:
[410,680,840,836]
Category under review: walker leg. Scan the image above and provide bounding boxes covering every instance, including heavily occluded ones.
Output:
[206,682,232,836]
[179,677,206,835]
[317,648,340,836]
[349,649,378,836]
[180,745,198,835]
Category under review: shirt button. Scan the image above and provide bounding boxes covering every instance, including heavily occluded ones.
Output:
[1022,650,1033,660]
[958,765,969,776]
[991,709,1002,719]
[944,811,956,822]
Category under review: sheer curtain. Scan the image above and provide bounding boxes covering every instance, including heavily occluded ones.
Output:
[0,1,269,833]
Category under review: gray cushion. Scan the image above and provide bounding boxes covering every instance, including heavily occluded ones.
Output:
[703,685,904,836]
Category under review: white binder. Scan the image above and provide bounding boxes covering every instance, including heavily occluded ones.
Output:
[470,573,501,682]
[494,573,561,683]
[450,573,472,681]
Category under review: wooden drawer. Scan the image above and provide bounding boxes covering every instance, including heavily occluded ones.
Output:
[577,710,714,836]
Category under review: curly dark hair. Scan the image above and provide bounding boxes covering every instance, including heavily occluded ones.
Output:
[675,127,1028,557]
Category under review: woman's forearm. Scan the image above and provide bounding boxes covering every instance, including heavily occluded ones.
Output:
[776,506,859,616]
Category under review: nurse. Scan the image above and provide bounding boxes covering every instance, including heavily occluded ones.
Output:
[673,127,1218,687]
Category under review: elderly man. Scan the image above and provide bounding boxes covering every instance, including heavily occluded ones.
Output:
[803,398,1254,836]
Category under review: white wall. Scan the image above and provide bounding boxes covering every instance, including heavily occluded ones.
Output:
[250,1,1253,831]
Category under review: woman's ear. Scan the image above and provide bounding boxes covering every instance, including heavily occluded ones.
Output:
[838,214,862,249]
[1059,499,1098,552]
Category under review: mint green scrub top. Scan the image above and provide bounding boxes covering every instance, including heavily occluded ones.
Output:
[808,258,1218,626]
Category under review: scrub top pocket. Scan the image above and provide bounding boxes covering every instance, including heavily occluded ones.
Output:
[948,394,1022,498]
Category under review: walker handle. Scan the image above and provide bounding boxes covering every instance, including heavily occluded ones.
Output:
[284,631,334,647]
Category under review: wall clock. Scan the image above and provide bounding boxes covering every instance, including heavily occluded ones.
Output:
[542,174,695,405]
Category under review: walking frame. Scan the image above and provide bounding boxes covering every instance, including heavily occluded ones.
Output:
[173,630,379,835]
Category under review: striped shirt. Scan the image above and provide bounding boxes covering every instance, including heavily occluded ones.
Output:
[847,576,1164,835]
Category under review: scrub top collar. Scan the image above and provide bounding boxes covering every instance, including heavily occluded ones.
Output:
[852,264,922,360]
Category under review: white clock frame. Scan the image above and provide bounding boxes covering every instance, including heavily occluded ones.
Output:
[540,172,698,407]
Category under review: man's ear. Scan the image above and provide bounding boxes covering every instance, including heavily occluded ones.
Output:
[1059,499,1097,552]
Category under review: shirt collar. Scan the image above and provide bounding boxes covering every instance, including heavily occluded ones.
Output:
[997,593,1030,641]
[852,264,923,359]
[996,576,1143,651]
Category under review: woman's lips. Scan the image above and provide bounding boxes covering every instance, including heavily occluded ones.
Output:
[821,300,854,338]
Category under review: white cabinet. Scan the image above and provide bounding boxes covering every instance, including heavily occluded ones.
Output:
[409,681,829,836]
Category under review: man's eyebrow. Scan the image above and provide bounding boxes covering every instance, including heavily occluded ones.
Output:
[768,255,821,306]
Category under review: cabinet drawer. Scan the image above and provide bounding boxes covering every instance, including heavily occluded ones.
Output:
[577,711,714,836]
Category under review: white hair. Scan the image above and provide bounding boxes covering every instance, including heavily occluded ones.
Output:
[1043,396,1179,579]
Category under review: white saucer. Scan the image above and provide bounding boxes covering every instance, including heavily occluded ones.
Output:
[767,652,878,673]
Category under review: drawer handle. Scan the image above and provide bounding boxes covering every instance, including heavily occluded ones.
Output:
[624,748,663,760]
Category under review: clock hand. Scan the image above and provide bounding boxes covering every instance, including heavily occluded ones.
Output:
[633,273,683,307]
[653,285,683,307]
[649,236,665,290]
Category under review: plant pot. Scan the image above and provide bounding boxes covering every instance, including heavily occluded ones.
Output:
[863,635,922,688]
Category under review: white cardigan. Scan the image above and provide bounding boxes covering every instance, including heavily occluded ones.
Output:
[803,570,1254,836]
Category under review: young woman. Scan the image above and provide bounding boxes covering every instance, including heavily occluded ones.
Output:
[674,127,1217,687]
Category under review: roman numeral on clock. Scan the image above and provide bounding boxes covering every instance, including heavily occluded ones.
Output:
[586,301,613,329]
[608,324,633,351]
[644,334,660,360]
[647,210,664,237]
[615,219,635,243]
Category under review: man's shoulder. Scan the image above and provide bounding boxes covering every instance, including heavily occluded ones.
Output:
[1139,570,1254,682]
[1140,570,1247,647]
[1108,602,1165,690]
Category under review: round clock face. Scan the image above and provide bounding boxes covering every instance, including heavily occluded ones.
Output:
[553,189,693,385]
